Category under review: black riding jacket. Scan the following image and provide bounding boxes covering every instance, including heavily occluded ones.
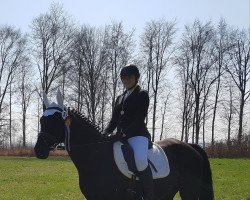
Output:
[105,85,150,140]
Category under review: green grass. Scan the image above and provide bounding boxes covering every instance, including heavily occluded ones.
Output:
[0,157,83,200]
[0,157,249,200]
[210,158,250,200]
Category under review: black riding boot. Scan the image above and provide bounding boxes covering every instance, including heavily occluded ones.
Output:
[138,166,154,200]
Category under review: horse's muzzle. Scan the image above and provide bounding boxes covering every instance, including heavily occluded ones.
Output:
[34,139,50,159]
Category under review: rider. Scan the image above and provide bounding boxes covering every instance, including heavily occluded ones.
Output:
[104,64,153,200]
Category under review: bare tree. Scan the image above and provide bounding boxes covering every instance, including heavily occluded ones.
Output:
[176,20,219,144]
[99,68,109,131]
[70,22,134,128]
[211,19,231,146]
[17,56,34,147]
[104,22,134,111]
[159,91,171,140]
[9,76,12,147]
[140,19,176,141]
[175,37,195,142]
[70,26,107,125]
[69,44,84,112]
[225,28,250,144]
[0,25,26,146]
[220,78,238,145]
[30,3,74,102]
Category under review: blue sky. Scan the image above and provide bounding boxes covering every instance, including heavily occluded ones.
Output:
[0,0,249,35]
[1,0,249,143]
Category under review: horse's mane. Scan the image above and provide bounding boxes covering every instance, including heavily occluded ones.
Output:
[68,108,102,135]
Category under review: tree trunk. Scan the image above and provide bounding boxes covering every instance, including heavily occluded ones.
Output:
[238,92,245,144]
[160,101,167,140]
[22,111,26,147]
[195,95,200,144]
[202,102,206,148]
[9,82,12,148]
[211,66,221,146]
[227,88,233,146]
[152,91,157,141]
[181,86,187,141]
[192,112,195,144]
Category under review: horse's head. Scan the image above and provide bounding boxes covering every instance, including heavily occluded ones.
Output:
[34,90,66,159]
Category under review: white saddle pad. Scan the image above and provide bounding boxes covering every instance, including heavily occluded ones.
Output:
[113,141,170,179]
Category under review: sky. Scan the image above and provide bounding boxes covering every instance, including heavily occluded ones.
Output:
[0,0,249,36]
[0,0,249,144]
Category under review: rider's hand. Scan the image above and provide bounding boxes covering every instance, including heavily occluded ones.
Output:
[113,132,124,141]
[103,132,123,141]
[102,129,110,136]
[102,130,114,140]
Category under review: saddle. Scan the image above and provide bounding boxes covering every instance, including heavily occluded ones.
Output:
[113,141,170,180]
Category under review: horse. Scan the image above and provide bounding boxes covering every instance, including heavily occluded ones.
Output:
[34,91,214,200]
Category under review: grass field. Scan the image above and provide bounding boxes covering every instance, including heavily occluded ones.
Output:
[0,157,249,200]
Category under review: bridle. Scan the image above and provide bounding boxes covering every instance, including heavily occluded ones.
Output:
[38,106,69,151]
[39,106,113,151]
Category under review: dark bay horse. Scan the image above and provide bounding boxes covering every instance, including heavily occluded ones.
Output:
[34,93,214,200]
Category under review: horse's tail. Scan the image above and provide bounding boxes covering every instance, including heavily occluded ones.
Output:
[189,144,214,200]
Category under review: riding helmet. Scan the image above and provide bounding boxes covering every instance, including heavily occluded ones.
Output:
[120,64,140,79]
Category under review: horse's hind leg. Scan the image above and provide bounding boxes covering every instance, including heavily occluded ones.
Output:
[179,189,199,200]
[178,176,201,200]
[158,193,175,200]
[179,182,199,200]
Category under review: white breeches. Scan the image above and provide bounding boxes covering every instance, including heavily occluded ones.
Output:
[127,136,149,172]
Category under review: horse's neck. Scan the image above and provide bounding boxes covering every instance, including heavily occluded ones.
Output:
[69,112,103,145]
[68,140,114,178]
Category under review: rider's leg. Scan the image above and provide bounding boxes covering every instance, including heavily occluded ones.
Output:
[127,136,154,200]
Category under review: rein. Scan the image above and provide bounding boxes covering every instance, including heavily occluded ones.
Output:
[70,140,110,148]
[64,123,111,150]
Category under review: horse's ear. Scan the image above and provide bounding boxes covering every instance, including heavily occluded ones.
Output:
[56,89,64,109]
[42,91,50,108]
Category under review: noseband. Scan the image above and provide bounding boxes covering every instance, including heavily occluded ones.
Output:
[38,131,61,149]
